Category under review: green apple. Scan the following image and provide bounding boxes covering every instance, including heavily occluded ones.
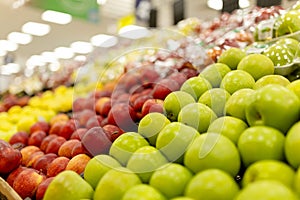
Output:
[294,166,300,197]
[276,38,299,55]
[185,169,240,200]
[156,122,199,163]
[126,146,168,183]
[217,47,246,70]
[207,116,248,145]
[199,63,231,88]
[237,126,285,167]
[109,132,149,166]
[163,91,196,121]
[170,197,194,200]
[285,121,300,169]
[149,163,193,198]
[220,70,255,94]
[287,79,300,100]
[178,102,217,133]
[198,88,231,117]
[237,53,274,81]
[225,88,255,121]
[44,170,94,200]
[138,112,171,146]
[122,184,166,200]
[253,74,290,90]
[93,167,141,200]
[263,43,295,67]
[235,180,299,200]
[274,9,300,37]
[245,84,300,133]
[184,133,241,176]
[84,154,121,189]
[242,160,295,188]
[180,76,212,100]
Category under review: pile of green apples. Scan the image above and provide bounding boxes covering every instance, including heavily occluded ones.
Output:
[41,45,300,200]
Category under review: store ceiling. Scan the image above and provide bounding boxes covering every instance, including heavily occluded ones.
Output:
[0,0,296,67]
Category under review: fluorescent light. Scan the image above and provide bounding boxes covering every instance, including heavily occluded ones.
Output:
[118,25,150,39]
[90,34,118,47]
[8,32,32,45]
[54,47,74,59]
[42,10,72,25]
[0,50,6,57]
[70,41,93,54]
[48,62,60,72]
[97,0,107,5]
[239,0,250,8]
[41,51,58,63]
[207,0,223,10]
[26,55,45,69]
[22,22,51,36]
[74,55,87,62]
[0,63,21,75]
[0,40,18,52]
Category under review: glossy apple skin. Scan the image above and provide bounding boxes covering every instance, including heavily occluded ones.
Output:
[150,163,193,198]
[235,180,298,200]
[238,126,285,167]
[13,168,46,199]
[199,63,231,88]
[217,47,246,70]
[93,167,141,200]
[185,169,239,200]
[253,74,290,90]
[43,170,94,200]
[180,76,212,101]
[47,157,70,177]
[184,133,241,177]
[9,131,29,146]
[0,140,22,174]
[245,84,300,133]
[35,177,54,200]
[65,154,91,175]
[242,160,295,188]
[285,122,300,169]
[122,184,166,200]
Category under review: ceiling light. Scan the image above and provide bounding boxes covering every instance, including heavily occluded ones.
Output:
[90,34,118,48]
[97,0,107,5]
[239,0,250,8]
[54,47,74,59]
[0,50,6,57]
[207,0,223,11]
[0,40,18,52]
[49,62,60,72]
[74,55,87,62]
[7,32,32,45]
[42,10,72,25]
[70,41,93,54]
[22,22,51,36]
[0,63,21,75]
[26,55,45,69]
[118,25,150,39]
[41,51,58,63]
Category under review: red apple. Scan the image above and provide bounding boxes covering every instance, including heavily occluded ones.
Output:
[58,119,76,139]
[30,121,50,135]
[28,130,47,147]
[35,177,54,200]
[86,115,104,129]
[49,113,69,126]
[70,128,88,141]
[152,78,180,99]
[47,157,70,177]
[132,94,152,112]
[141,98,164,117]
[20,145,41,166]
[13,168,46,199]
[81,127,112,156]
[107,103,137,132]
[6,166,26,187]
[9,131,29,145]
[95,97,111,116]
[33,153,58,175]
[40,135,57,152]
[65,154,91,175]
[25,151,45,168]
[103,124,125,142]
[58,139,81,158]
[45,136,67,154]
[0,140,22,174]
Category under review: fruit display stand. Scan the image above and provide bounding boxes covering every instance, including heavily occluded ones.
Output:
[0,177,22,200]
[2,1,300,200]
